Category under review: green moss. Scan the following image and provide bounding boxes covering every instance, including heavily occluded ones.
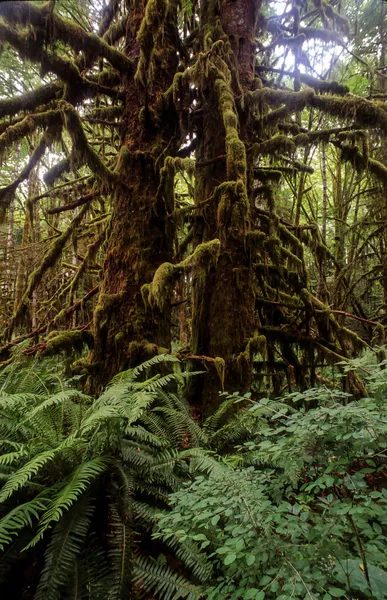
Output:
[246,230,266,252]
[93,292,123,333]
[179,239,221,270]
[148,262,177,310]
[293,133,310,146]
[253,135,295,157]
[214,357,226,390]
[46,330,93,356]
[144,240,221,311]
[115,332,125,346]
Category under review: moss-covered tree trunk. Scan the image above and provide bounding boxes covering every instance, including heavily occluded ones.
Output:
[89,0,178,389]
[190,0,260,412]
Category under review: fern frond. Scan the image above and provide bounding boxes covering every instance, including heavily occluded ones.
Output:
[133,555,202,600]
[26,458,108,548]
[0,448,62,503]
[132,354,180,377]
[107,503,134,600]
[26,390,91,422]
[0,495,50,550]
[35,497,94,600]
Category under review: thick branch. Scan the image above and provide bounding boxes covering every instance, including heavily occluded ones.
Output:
[47,190,98,215]
[253,88,387,134]
[0,24,122,102]
[0,82,62,119]
[0,1,133,73]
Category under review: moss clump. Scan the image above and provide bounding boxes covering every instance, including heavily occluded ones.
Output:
[214,357,225,390]
[293,133,310,146]
[246,230,266,252]
[115,332,125,346]
[253,135,295,157]
[148,262,177,310]
[46,330,93,356]
[144,240,221,311]
[93,292,123,333]
[180,239,221,270]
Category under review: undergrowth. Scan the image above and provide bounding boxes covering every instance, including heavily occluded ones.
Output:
[0,348,386,599]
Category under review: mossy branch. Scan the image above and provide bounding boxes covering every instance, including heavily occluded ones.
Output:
[8,204,89,338]
[252,88,387,134]
[0,83,62,119]
[0,1,133,73]
[143,240,221,310]
[0,126,59,221]
[59,102,118,187]
[0,108,61,157]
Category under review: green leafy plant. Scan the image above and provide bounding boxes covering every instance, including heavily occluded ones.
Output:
[156,356,387,600]
[0,354,212,599]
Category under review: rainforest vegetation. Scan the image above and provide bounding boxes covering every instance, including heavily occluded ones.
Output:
[0,0,386,598]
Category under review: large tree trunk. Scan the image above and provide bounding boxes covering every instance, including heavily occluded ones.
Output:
[190,0,260,413]
[89,0,178,389]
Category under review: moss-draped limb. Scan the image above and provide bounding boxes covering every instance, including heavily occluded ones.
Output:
[256,66,349,95]
[103,15,128,45]
[0,83,62,119]
[252,87,387,134]
[44,157,71,187]
[0,108,61,157]
[45,329,94,355]
[135,0,169,91]
[0,125,59,221]
[6,203,89,339]
[59,102,118,187]
[0,1,133,73]
[332,141,387,184]
[0,25,123,103]
[143,239,221,310]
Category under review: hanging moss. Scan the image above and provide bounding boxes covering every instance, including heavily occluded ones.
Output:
[214,356,225,390]
[135,0,168,90]
[246,230,266,253]
[254,168,282,183]
[253,135,295,157]
[148,262,177,310]
[0,82,62,119]
[144,240,221,310]
[252,87,387,135]
[0,1,133,73]
[93,291,123,336]
[0,108,60,158]
[292,133,310,146]
[46,329,93,356]
[60,102,118,187]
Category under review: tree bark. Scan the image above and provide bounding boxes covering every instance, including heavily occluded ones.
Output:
[190,0,260,413]
[88,0,179,390]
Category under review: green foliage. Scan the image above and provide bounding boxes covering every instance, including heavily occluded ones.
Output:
[0,354,209,599]
[156,354,387,599]
[2,351,387,599]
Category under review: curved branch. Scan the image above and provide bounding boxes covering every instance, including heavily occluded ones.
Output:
[0,108,61,155]
[7,203,89,339]
[0,83,62,119]
[0,1,133,73]
[0,25,123,102]
[0,125,59,217]
[47,190,98,215]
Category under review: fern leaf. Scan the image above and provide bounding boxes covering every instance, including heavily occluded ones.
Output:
[0,448,60,502]
[35,498,94,600]
[133,555,202,600]
[26,458,108,548]
[0,495,50,550]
